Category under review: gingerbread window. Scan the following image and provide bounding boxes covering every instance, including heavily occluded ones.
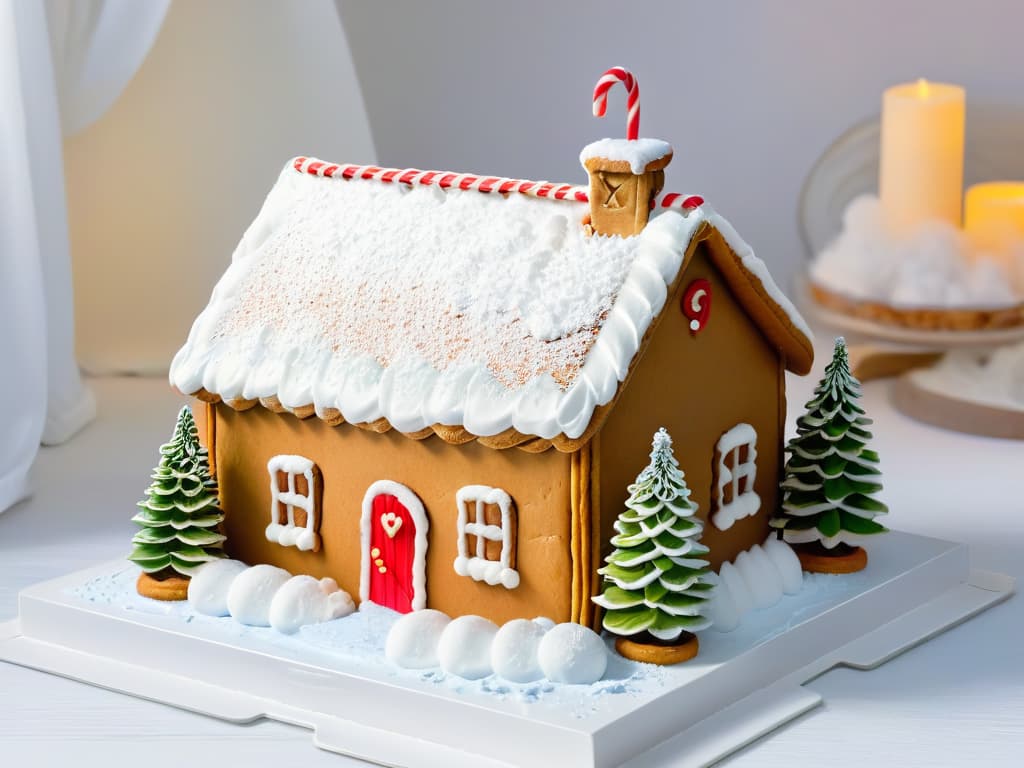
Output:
[453,485,519,589]
[265,454,321,551]
[711,423,761,531]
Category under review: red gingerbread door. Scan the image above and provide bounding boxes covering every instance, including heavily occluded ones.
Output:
[360,481,427,613]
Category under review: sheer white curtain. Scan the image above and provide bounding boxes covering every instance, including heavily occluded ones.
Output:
[0,0,169,514]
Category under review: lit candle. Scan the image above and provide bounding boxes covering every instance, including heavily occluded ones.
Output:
[964,182,1024,266]
[879,79,965,235]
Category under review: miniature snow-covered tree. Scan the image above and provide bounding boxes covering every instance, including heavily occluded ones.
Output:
[129,406,225,600]
[770,337,888,573]
[592,428,714,665]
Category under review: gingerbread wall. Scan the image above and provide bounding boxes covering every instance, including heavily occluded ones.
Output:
[211,405,575,625]
[595,241,785,575]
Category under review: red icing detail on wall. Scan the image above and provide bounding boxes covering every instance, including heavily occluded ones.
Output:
[368,493,417,613]
[682,278,712,334]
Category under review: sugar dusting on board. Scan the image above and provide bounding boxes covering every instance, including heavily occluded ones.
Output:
[67,565,651,714]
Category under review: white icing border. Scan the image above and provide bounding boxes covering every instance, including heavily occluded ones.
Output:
[359,480,429,611]
[711,424,760,531]
[265,454,319,551]
[169,164,813,441]
[453,485,520,590]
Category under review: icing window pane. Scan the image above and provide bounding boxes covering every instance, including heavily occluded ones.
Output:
[265,454,321,552]
[453,486,520,590]
[711,424,761,531]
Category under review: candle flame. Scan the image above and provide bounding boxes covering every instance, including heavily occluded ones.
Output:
[916,78,930,98]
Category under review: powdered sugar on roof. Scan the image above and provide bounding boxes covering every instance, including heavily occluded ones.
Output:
[199,164,633,381]
[171,159,811,442]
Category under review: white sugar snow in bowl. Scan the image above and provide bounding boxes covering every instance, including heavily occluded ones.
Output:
[537,623,607,685]
[187,559,248,617]
[491,618,548,683]
[269,575,355,634]
[386,609,452,669]
[226,564,292,626]
[437,615,499,679]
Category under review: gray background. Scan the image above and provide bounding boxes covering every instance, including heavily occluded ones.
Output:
[340,0,1024,282]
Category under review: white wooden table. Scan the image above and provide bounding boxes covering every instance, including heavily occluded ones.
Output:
[2,361,1021,767]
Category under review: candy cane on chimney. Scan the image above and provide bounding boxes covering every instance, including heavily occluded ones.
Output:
[592,66,640,141]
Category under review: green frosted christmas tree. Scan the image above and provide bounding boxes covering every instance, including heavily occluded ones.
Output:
[593,428,713,662]
[770,337,887,571]
[129,407,225,596]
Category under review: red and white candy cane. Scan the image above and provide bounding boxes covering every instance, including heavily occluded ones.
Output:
[592,66,640,140]
[293,157,705,215]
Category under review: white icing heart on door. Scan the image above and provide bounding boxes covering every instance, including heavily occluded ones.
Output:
[380,512,403,538]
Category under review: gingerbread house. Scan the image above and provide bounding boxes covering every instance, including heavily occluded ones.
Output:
[170,141,813,628]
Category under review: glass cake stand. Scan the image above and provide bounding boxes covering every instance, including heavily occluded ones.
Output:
[796,107,1024,436]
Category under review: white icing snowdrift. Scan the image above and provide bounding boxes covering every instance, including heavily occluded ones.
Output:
[387,611,608,685]
[170,160,811,440]
[706,537,803,633]
[812,195,1022,308]
[189,560,354,633]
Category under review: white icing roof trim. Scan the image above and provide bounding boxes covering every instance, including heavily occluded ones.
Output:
[170,161,812,440]
[579,138,672,174]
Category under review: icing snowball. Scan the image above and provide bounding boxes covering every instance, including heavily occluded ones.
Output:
[717,561,752,617]
[187,559,248,617]
[763,536,803,595]
[537,623,607,685]
[268,575,355,634]
[491,619,548,683]
[226,564,292,626]
[734,550,776,610]
[705,570,740,633]
[385,609,452,669]
[437,615,499,680]
[532,616,556,631]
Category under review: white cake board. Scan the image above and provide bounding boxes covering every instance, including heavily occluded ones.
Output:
[0,531,1012,768]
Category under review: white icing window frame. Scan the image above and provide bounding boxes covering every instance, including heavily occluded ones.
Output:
[453,485,520,590]
[711,423,761,531]
[265,454,321,551]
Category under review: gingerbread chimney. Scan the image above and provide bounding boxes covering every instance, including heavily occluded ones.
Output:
[581,141,672,237]
[583,67,673,237]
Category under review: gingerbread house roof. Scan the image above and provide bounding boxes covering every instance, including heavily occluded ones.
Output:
[170,157,813,453]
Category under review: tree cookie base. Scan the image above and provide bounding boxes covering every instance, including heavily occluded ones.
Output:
[794,543,868,574]
[615,632,699,665]
[136,571,189,601]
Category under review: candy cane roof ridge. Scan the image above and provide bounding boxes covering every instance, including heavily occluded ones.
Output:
[170,157,812,451]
